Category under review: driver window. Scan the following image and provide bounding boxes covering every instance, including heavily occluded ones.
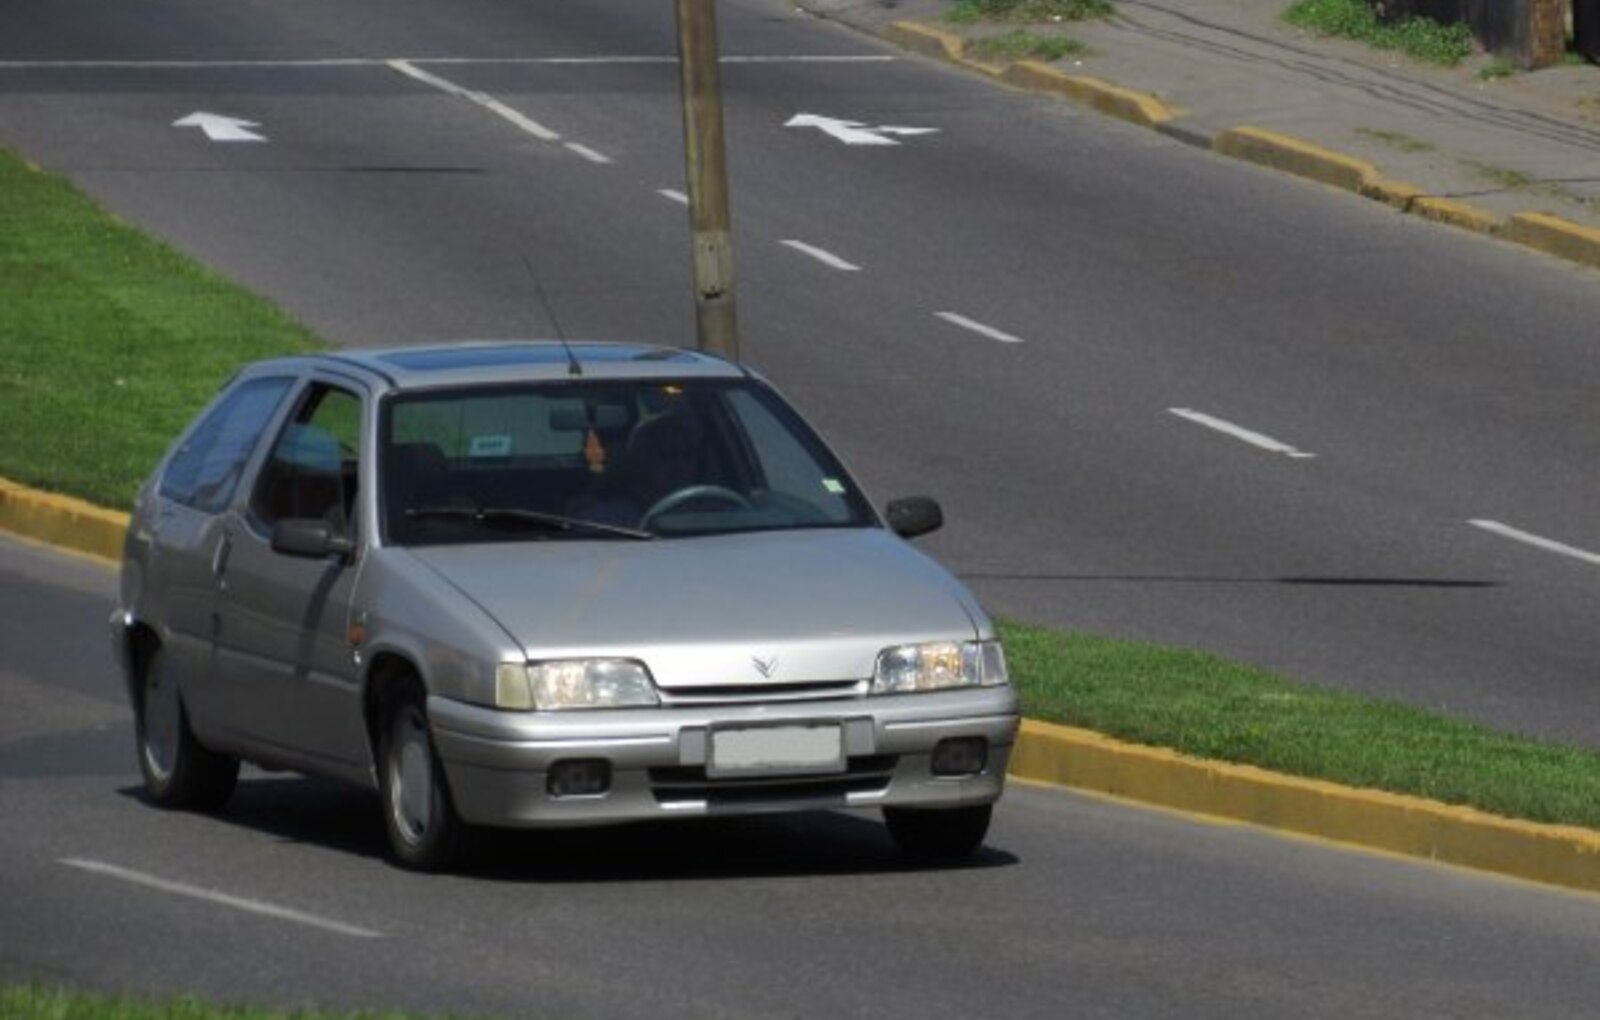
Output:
[252,384,362,533]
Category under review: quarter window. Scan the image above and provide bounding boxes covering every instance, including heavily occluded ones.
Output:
[159,377,293,513]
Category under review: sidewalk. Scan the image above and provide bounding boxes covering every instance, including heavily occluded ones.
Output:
[799,0,1600,269]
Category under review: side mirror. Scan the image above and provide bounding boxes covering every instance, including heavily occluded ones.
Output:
[885,497,944,540]
[271,518,355,562]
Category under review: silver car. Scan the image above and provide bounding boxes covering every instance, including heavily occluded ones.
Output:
[111,342,1019,870]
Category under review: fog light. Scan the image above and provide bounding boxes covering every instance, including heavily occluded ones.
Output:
[548,760,612,798]
[931,737,988,777]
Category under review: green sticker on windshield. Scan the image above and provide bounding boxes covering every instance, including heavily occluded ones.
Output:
[822,478,846,495]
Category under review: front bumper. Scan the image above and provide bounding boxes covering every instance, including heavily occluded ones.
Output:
[429,686,1020,828]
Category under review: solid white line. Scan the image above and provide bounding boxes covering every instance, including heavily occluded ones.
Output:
[1168,408,1316,459]
[780,240,861,272]
[934,312,1025,345]
[1468,520,1600,567]
[658,189,690,205]
[564,142,612,165]
[61,858,383,939]
[387,59,562,142]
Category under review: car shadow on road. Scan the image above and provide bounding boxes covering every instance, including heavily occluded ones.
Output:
[119,774,1021,882]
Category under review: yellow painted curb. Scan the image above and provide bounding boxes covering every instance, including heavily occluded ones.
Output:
[887,21,966,64]
[1011,718,1600,895]
[1214,126,1378,193]
[1214,127,1510,240]
[1002,62,1176,128]
[886,22,1176,127]
[1500,212,1600,270]
[1412,195,1500,235]
[0,477,129,563]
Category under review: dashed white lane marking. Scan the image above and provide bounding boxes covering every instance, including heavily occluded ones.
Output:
[1169,408,1316,459]
[934,312,1025,344]
[658,189,690,205]
[780,240,861,272]
[61,858,383,939]
[387,59,562,141]
[1468,520,1600,567]
[564,141,612,165]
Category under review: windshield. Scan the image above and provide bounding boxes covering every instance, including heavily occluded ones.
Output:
[381,378,876,545]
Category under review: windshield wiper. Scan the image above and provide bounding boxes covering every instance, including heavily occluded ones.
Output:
[404,506,652,540]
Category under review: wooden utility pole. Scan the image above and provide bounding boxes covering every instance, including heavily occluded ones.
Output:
[674,0,740,359]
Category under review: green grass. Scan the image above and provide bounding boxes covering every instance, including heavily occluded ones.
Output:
[1283,0,1475,66]
[1476,56,1516,81]
[0,986,476,1020]
[0,148,322,509]
[1354,127,1435,153]
[1465,160,1535,189]
[1001,620,1600,829]
[946,0,1113,26]
[967,29,1090,62]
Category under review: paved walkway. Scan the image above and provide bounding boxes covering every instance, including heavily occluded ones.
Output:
[800,0,1600,266]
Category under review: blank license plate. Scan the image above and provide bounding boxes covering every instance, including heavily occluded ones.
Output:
[709,724,845,777]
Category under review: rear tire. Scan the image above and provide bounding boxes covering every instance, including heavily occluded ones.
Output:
[378,682,465,872]
[884,804,992,862]
[135,646,239,811]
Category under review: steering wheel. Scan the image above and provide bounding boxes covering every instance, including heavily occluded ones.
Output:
[640,484,752,529]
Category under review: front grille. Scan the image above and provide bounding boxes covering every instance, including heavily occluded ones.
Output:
[656,679,868,707]
[649,755,898,807]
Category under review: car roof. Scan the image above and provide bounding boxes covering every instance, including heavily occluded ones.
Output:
[250,340,752,391]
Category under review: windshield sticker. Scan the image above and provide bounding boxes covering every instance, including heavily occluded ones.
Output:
[822,478,846,495]
[468,434,513,458]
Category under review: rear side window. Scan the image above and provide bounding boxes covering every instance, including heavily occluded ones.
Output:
[159,377,293,513]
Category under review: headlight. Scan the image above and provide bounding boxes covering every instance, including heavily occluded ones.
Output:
[495,659,659,711]
[872,640,1008,694]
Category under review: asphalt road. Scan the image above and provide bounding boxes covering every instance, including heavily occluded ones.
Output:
[3,2,1600,1013]
[3,533,1599,1019]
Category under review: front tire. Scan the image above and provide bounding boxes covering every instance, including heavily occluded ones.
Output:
[884,804,993,862]
[378,683,465,872]
[135,645,239,811]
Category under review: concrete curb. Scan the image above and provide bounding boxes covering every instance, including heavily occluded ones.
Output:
[1012,720,1600,896]
[0,477,128,563]
[879,19,1600,274]
[3,474,1597,895]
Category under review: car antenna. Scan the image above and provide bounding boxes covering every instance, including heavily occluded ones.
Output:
[521,253,582,377]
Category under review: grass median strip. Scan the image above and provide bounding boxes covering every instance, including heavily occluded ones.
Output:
[0,147,321,509]
[0,986,477,1020]
[1001,620,1600,830]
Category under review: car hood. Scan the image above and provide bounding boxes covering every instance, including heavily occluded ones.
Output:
[403,529,986,689]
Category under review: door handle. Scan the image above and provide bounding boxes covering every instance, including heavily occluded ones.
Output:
[211,532,233,590]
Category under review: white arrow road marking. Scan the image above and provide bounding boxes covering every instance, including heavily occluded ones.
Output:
[172,112,266,143]
[1468,520,1600,567]
[61,858,382,938]
[1169,409,1316,459]
[785,114,938,146]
